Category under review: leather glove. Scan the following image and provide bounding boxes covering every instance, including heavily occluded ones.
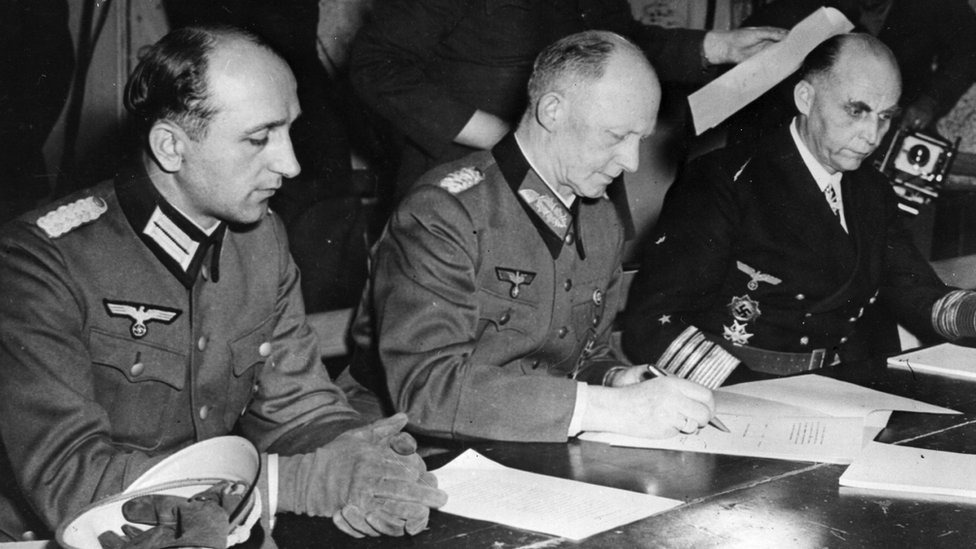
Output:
[97,480,247,549]
[277,413,448,538]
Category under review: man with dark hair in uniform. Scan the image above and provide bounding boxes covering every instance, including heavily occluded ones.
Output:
[0,26,445,544]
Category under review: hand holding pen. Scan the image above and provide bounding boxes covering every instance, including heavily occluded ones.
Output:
[643,363,731,434]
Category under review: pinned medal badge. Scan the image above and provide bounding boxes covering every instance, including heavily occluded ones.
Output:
[728,294,761,322]
[723,321,754,345]
[495,267,536,299]
[518,189,569,230]
[104,299,181,338]
[736,261,782,291]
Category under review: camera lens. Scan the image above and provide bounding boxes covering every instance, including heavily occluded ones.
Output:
[908,144,930,167]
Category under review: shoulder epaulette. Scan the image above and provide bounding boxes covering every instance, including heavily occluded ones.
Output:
[438,167,484,194]
[36,196,108,238]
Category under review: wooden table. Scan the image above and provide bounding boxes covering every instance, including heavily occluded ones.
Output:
[272,359,976,548]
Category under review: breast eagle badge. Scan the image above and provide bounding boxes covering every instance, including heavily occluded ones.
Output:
[104,299,181,338]
[495,267,536,299]
[736,261,782,291]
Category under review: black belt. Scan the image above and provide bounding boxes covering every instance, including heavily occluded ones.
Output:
[716,340,831,376]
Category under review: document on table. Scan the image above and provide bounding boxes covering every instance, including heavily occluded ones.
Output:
[717,374,959,417]
[582,414,867,464]
[432,449,682,540]
[840,440,976,500]
[688,6,853,134]
[581,375,958,463]
[887,343,976,381]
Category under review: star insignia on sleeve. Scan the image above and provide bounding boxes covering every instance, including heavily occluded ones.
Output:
[723,321,754,345]
[658,314,671,324]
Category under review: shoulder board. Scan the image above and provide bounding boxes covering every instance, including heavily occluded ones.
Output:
[36,196,108,238]
[438,167,484,194]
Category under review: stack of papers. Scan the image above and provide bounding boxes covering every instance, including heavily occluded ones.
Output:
[433,449,681,540]
[581,376,957,464]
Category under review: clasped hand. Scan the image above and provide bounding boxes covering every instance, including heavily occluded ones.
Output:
[277,413,448,538]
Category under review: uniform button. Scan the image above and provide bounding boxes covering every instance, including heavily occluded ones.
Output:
[130,362,145,377]
[499,312,510,325]
[840,337,849,344]
[592,315,601,326]
[848,317,857,323]
[592,289,604,305]
[557,327,569,338]
[805,313,812,318]
[201,265,209,280]
[564,279,573,291]
[800,336,809,346]
[199,406,210,420]
[564,233,575,245]
[258,342,272,357]
[795,294,805,301]
[197,336,208,351]
[869,296,877,304]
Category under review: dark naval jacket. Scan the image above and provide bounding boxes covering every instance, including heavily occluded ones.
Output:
[622,125,951,368]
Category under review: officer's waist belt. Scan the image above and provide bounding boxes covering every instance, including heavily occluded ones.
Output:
[717,341,831,376]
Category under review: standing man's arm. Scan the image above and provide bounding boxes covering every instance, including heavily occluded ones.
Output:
[349,0,500,157]
[589,0,785,84]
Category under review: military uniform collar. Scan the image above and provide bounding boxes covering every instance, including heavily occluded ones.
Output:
[115,162,226,288]
[493,133,634,259]
[493,133,585,259]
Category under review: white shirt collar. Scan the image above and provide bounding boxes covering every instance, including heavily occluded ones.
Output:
[790,118,842,191]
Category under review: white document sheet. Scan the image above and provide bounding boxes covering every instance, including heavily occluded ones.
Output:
[887,343,976,381]
[433,449,682,540]
[582,415,867,464]
[718,375,959,417]
[581,375,957,463]
[688,6,853,134]
[840,440,976,499]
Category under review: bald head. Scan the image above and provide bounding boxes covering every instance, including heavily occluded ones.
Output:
[799,33,900,93]
[516,31,660,200]
[523,30,659,125]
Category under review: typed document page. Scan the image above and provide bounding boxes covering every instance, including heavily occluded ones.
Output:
[433,449,682,540]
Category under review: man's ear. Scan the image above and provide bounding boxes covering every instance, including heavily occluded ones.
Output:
[794,79,815,117]
[147,121,186,173]
[535,91,565,132]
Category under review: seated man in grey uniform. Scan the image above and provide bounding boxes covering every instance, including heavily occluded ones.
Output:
[0,26,445,544]
[341,31,723,442]
[623,33,976,376]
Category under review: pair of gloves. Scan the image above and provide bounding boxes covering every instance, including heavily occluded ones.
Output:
[98,480,246,549]
[277,413,449,538]
[99,413,448,546]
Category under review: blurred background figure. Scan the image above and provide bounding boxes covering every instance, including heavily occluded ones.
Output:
[0,0,74,225]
